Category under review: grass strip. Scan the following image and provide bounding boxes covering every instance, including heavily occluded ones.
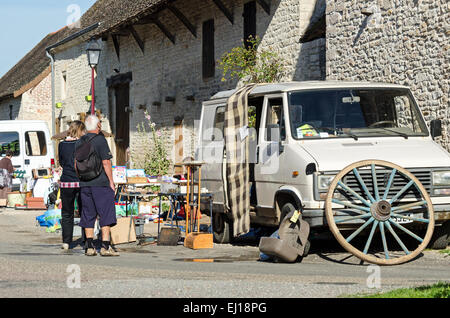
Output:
[359,282,450,298]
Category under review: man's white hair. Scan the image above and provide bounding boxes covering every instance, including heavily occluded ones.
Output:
[85,115,100,131]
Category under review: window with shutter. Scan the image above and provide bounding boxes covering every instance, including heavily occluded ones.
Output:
[243,1,256,48]
[202,19,215,79]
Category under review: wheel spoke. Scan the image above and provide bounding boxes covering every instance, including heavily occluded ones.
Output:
[335,213,371,224]
[363,220,379,254]
[379,222,389,259]
[389,180,415,204]
[392,200,427,212]
[346,217,375,243]
[382,168,397,200]
[371,164,380,201]
[337,181,372,207]
[331,198,370,214]
[391,212,429,224]
[353,168,376,203]
[385,221,410,255]
[389,219,424,242]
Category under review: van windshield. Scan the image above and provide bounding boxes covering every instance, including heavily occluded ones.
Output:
[288,88,428,140]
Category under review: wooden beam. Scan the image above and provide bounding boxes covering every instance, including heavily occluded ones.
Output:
[136,16,176,44]
[256,0,270,15]
[111,30,130,36]
[167,3,197,37]
[111,34,120,61]
[211,0,234,24]
[153,18,176,44]
[129,25,145,53]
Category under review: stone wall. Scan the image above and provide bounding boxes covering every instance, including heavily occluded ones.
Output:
[93,0,325,169]
[19,72,53,131]
[54,44,93,132]
[326,0,450,150]
[50,0,326,169]
[0,72,53,131]
[0,97,21,121]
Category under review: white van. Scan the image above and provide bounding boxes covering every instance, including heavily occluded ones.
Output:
[197,81,450,265]
[0,120,55,189]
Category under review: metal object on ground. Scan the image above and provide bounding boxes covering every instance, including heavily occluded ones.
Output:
[325,159,435,266]
[158,227,181,246]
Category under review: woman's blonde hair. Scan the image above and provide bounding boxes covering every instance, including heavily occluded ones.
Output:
[68,120,86,139]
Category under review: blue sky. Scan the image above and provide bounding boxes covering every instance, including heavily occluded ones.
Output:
[0,0,96,78]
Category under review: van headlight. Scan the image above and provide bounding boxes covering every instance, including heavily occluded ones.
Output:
[432,171,450,186]
[318,175,335,191]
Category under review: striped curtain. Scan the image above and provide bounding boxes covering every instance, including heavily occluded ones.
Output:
[223,84,257,237]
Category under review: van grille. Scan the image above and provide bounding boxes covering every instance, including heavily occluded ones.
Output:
[341,168,431,200]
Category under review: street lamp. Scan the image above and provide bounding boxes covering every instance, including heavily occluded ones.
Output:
[86,39,101,115]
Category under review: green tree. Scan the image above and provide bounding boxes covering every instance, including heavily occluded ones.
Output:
[219,36,286,85]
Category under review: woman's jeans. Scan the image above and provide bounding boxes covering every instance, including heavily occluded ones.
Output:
[60,187,84,245]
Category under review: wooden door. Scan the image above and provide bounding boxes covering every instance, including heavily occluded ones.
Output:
[174,120,184,174]
[115,84,130,166]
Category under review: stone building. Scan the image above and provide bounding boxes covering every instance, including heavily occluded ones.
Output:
[325,0,449,150]
[0,28,70,131]
[47,0,327,169]
[44,0,448,171]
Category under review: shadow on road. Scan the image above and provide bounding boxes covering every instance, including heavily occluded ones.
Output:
[229,227,426,266]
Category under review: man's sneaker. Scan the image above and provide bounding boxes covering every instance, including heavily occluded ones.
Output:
[85,248,97,256]
[100,247,120,257]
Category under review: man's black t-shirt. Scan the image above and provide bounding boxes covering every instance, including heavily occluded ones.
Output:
[76,133,113,187]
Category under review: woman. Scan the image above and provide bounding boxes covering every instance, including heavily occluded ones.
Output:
[0,150,14,206]
[58,121,86,250]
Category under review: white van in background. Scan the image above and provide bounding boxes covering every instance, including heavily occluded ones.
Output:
[0,120,55,189]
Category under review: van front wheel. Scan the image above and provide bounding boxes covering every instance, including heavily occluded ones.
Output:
[212,212,232,244]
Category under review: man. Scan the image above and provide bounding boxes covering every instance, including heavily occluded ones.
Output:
[0,150,14,205]
[77,115,119,256]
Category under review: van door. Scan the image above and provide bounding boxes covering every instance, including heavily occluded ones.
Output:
[0,127,23,170]
[198,103,226,208]
[254,94,288,211]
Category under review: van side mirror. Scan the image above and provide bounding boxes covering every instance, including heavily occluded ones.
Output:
[430,119,442,139]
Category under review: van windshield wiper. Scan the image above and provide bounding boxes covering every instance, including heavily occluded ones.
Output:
[335,128,359,141]
[378,128,409,139]
[347,133,359,141]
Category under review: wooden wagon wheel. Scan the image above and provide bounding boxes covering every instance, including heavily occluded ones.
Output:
[325,160,435,265]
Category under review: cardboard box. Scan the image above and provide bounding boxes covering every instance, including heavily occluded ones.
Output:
[139,201,153,214]
[110,217,136,245]
[26,197,46,210]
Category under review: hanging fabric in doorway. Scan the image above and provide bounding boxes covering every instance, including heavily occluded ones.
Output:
[223,83,257,237]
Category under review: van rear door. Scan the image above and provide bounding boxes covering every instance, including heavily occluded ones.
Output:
[0,126,24,186]
[197,102,226,206]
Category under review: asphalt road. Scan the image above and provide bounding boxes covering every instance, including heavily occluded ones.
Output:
[0,208,448,299]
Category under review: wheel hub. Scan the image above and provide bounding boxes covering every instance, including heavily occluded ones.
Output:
[371,200,392,221]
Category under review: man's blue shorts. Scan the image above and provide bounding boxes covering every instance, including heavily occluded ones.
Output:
[79,186,117,228]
